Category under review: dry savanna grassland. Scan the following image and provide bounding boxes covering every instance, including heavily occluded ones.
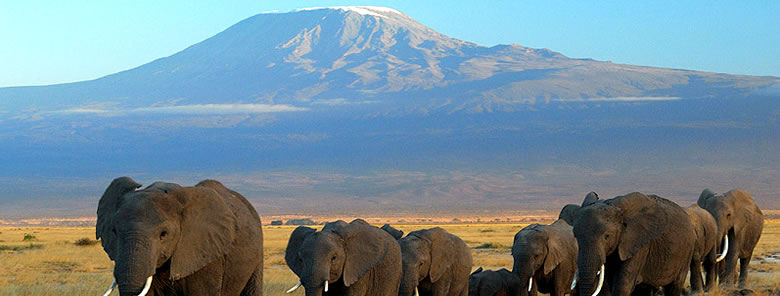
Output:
[1,220,779,295]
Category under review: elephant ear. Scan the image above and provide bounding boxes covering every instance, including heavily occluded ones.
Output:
[544,221,575,275]
[582,192,600,207]
[338,221,391,286]
[169,187,238,280]
[616,194,669,261]
[558,204,581,226]
[428,227,456,282]
[472,266,484,275]
[697,189,716,207]
[381,224,404,240]
[96,176,141,261]
[285,226,316,277]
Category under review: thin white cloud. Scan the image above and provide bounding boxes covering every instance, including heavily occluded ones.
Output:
[41,103,307,117]
[51,108,112,114]
[556,96,681,102]
[312,98,379,106]
[131,104,307,114]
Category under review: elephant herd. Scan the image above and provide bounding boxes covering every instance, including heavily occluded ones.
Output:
[95,177,764,296]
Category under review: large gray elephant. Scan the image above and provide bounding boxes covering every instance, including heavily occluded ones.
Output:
[398,227,472,296]
[96,177,263,296]
[697,189,764,288]
[468,267,523,296]
[284,219,402,296]
[685,204,719,292]
[573,192,694,296]
[511,220,577,296]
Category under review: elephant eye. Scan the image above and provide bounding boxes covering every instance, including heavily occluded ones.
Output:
[160,231,168,239]
[331,255,337,261]
[604,234,610,240]
[112,227,117,235]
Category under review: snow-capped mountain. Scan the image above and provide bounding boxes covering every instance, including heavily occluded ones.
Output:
[1,7,779,217]
[1,6,776,114]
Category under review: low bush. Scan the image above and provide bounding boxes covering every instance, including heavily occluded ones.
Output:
[74,238,99,246]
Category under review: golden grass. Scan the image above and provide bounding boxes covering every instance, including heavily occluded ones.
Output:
[1,220,778,295]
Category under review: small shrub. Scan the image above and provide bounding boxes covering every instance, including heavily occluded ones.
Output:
[474,242,504,249]
[479,229,495,233]
[74,238,99,246]
[23,233,36,241]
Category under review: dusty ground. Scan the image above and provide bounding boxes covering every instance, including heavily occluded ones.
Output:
[0,220,778,295]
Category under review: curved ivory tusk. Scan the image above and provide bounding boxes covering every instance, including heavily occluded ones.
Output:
[286,281,302,293]
[102,279,116,296]
[137,276,153,296]
[324,280,329,292]
[415,287,419,296]
[528,277,534,292]
[716,236,728,263]
[571,270,578,290]
[592,265,605,296]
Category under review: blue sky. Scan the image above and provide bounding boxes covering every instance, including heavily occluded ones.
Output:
[1,0,777,87]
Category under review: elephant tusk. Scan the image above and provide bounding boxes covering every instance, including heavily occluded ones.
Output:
[716,235,728,263]
[324,280,329,292]
[137,276,153,296]
[102,279,116,296]
[528,277,534,292]
[286,281,302,293]
[571,269,578,290]
[592,265,605,296]
[415,287,419,296]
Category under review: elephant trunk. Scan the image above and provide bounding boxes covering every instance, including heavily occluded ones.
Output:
[576,252,604,296]
[399,268,419,296]
[115,238,156,295]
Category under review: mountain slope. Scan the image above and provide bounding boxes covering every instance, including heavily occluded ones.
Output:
[1,7,779,217]
[1,6,777,115]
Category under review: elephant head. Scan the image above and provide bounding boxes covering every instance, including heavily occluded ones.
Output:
[284,219,394,296]
[381,224,404,240]
[398,227,455,296]
[469,267,520,296]
[511,221,574,296]
[96,177,238,295]
[573,192,667,296]
[696,189,751,263]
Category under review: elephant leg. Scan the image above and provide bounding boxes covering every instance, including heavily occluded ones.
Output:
[432,278,452,296]
[702,258,716,292]
[737,257,750,288]
[240,264,263,296]
[689,260,704,293]
[719,235,740,288]
[611,258,645,296]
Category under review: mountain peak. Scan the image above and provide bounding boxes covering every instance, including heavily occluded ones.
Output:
[293,6,404,18]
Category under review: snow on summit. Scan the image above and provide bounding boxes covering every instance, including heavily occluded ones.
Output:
[294,6,403,18]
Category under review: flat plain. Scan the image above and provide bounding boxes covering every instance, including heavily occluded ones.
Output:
[1,220,778,295]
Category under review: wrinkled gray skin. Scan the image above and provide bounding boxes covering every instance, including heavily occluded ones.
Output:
[697,189,764,288]
[512,220,577,296]
[285,219,402,296]
[685,204,719,293]
[469,267,523,296]
[96,177,263,296]
[399,227,472,296]
[573,192,694,296]
[382,224,404,240]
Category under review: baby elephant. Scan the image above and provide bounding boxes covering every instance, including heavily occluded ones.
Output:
[469,267,524,296]
[512,220,578,296]
[399,227,473,296]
